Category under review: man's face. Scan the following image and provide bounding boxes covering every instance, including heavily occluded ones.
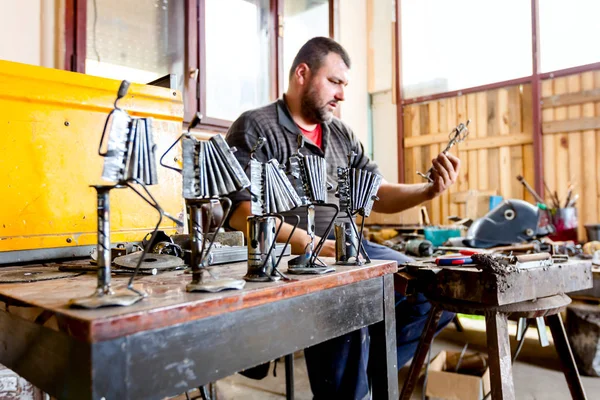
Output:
[300,52,349,123]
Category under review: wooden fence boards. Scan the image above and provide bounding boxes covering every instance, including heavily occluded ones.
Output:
[402,69,600,238]
[581,71,597,238]
[540,70,600,241]
[402,84,532,225]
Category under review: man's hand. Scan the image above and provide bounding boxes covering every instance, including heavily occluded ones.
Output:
[427,152,460,198]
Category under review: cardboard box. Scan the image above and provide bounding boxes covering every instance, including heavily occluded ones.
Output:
[425,350,491,400]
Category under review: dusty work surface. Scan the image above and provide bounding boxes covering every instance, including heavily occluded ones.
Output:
[403,260,592,305]
[0,257,397,342]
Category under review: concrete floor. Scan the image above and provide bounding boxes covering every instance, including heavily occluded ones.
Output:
[172,318,600,399]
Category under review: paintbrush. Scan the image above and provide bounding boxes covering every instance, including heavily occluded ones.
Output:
[516,175,545,205]
[543,180,559,208]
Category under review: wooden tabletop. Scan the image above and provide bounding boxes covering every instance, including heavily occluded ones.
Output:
[0,257,397,343]
[398,259,592,306]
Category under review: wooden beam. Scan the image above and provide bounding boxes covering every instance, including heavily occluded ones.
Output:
[542,117,600,134]
[404,132,532,150]
[542,88,600,109]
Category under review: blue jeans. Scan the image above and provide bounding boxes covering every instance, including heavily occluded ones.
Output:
[304,240,455,400]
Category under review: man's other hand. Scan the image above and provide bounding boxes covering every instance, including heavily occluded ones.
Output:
[428,152,460,198]
[318,239,337,257]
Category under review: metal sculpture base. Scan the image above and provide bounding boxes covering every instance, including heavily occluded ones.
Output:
[185,197,246,293]
[287,255,335,274]
[186,277,246,293]
[287,264,335,275]
[241,273,281,283]
[69,288,144,309]
[286,204,338,275]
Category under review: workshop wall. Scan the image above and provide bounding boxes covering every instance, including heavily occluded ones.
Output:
[542,70,600,241]
[403,84,535,225]
[365,0,398,183]
[0,0,62,69]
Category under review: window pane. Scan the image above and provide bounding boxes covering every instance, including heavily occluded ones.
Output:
[539,0,600,72]
[283,0,330,92]
[85,0,185,93]
[401,0,532,99]
[205,0,270,122]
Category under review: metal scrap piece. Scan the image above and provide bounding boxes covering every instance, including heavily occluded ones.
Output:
[114,252,185,270]
[210,134,250,190]
[250,159,265,215]
[146,118,158,185]
[101,109,132,182]
[182,136,198,198]
[471,254,517,276]
[0,267,84,283]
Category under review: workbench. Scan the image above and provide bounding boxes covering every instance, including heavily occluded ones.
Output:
[396,259,593,400]
[0,257,398,400]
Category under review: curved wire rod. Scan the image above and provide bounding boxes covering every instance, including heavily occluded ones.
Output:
[124,180,165,293]
[159,133,185,173]
[97,110,116,156]
[310,203,339,265]
[198,197,233,268]
[348,210,370,263]
[357,211,371,263]
[338,207,362,261]
[267,214,300,281]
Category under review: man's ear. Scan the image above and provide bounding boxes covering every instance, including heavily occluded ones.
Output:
[295,63,310,85]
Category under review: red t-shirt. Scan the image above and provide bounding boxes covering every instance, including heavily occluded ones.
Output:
[298,124,322,149]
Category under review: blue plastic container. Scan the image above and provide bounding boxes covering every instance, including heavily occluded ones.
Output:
[424,227,462,247]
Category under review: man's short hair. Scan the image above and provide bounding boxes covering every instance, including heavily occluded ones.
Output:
[289,37,351,80]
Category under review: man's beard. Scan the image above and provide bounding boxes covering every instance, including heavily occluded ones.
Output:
[300,86,334,123]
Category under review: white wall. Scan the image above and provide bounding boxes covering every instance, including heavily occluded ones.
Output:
[338,0,370,149]
[367,0,399,182]
[0,0,59,68]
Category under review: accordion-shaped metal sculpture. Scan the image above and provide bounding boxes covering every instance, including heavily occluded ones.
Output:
[288,153,329,205]
[160,113,250,292]
[243,137,300,282]
[182,134,250,199]
[100,91,158,185]
[334,153,383,265]
[284,137,339,274]
[71,80,179,309]
[250,158,302,215]
[337,167,382,217]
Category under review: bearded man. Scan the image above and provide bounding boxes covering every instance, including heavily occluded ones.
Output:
[225,37,458,399]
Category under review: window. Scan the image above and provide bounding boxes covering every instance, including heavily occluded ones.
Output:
[84,0,185,93]
[400,0,532,99]
[202,0,271,124]
[539,0,600,72]
[67,0,334,128]
[282,0,330,93]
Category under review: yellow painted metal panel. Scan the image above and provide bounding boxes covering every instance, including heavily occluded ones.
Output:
[0,60,184,252]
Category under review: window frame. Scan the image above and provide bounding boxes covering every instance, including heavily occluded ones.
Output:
[394,0,600,191]
[65,0,337,130]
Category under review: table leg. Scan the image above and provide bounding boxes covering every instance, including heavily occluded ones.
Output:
[546,313,587,400]
[370,274,399,400]
[485,313,515,400]
[285,354,294,400]
[399,305,444,400]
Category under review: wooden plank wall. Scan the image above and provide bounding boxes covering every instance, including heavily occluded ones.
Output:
[542,70,600,240]
[403,84,534,224]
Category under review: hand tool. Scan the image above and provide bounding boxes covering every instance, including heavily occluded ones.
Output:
[417,120,470,182]
[435,255,473,266]
[516,175,545,205]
